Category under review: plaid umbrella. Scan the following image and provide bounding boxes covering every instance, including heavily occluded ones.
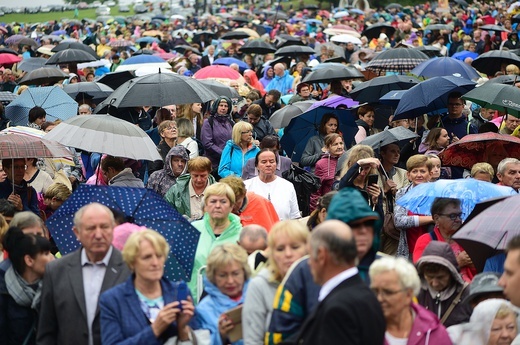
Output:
[107,39,135,48]
[47,185,201,281]
[0,133,72,159]
[366,48,429,75]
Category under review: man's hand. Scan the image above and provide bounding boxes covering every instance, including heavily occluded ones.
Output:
[8,193,23,211]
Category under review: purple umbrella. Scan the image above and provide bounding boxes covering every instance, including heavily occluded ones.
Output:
[4,34,26,45]
[308,95,359,111]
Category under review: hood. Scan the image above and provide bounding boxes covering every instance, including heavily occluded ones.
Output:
[416,241,465,286]
[244,69,260,85]
[203,276,249,307]
[469,298,519,342]
[262,66,273,80]
[211,95,232,116]
[327,187,380,226]
[273,70,289,81]
[165,145,189,177]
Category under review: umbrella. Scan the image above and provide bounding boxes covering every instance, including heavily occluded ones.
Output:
[452,194,519,272]
[37,45,56,57]
[480,24,510,32]
[330,34,362,45]
[280,106,358,162]
[135,36,160,44]
[198,79,240,99]
[438,133,520,169]
[46,185,200,281]
[174,45,201,55]
[231,16,249,23]
[0,133,72,159]
[193,65,243,80]
[393,76,476,120]
[462,83,520,117]
[365,47,429,75]
[97,70,135,90]
[63,82,114,102]
[314,42,344,58]
[385,3,403,10]
[411,57,481,80]
[0,54,22,65]
[234,28,260,39]
[5,86,78,125]
[51,42,98,58]
[362,23,396,40]
[17,37,39,48]
[213,57,249,72]
[349,75,420,103]
[302,65,364,84]
[484,75,519,86]
[452,50,479,62]
[308,95,359,111]
[239,39,277,55]
[275,45,315,57]
[77,59,111,69]
[107,39,134,48]
[323,25,361,38]
[4,35,26,45]
[333,11,350,18]
[413,46,443,58]
[220,31,250,40]
[116,55,171,72]
[18,67,69,86]
[379,90,407,106]
[17,57,49,72]
[134,66,175,77]
[471,50,520,76]
[269,100,316,128]
[424,24,454,31]
[101,72,218,108]
[396,179,516,220]
[358,126,419,151]
[0,48,19,56]
[0,91,17,106]
[44,114,162,161]
[45,49,98,65]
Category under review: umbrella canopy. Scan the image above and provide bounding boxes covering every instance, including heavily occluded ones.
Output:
[330,34,362,45]
[484,75,519,86]
[107,39,134,48]
[235,28,260,39]
[452,50,479,62]
[51,42,98,58]
[269,100,316,128]
[193,65,243,80]
[314,42,344,58]
[411,57,481,80]
[134,66,175,77]
[424,24,454,31]
[5,86,78,125]
[44,115,162,161]
[97,70,135,90]
[0,48,19,56]
[0,133,72,159]
[239,39,277,55]
[438,133,520,169]
[4,35,26,45]
[362,23,396,40]
[116,55,171,72]
[0,91,17,106]
[18,67,69,86]
[46,185,200,281]
[302,65,364,84]
[366,47,429,75]
[45,49,98,65]
[275,45,315,57]
[17,37,39,49]
[358,126,419,151]
[198,79,240,99]
[101,72,218,108]
[462,83,520,117]
[396,179,516,220]
[323,25,361,38]
[0,54,22,65]
[307,95,358,111]
[471,50,520,76]
[379,90,407,106]
[413,46,443,58]
[280,106,358,162]
[220,31,250,40]
[213,57,249,72]
[385,3,403,10]
[480,24,510,32]
[17,57,49,72]
[393,76,476,120]
[135,36,160,44]
[350,75,420,103]
[63,82,114,103]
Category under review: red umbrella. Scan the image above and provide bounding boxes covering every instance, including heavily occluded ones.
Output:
[193,65,242,80]
[0,53,22,65]
[439,132,520,170]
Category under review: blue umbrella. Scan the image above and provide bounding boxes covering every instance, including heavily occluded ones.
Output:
[280,106,358,162]
[396,179,516,221]
[47,185,200,281]
[5,86,78,126]
[411,57,481,80]
[306,19,322,24]
[379,89,407,106]
[451,50,479,62]
[135,36,160,44]
[392,76,476,120]
[213,57,249,72]
[120,54,164,65]
[51,30,67,36]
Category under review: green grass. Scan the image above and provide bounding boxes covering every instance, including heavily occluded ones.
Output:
[1,8,139,24]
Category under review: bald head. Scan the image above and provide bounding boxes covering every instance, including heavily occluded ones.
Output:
[310,220,357,265]
[239,224,268,255]
[273,63,285,77]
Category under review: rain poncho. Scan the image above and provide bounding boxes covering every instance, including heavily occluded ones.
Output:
[146,146,189,197]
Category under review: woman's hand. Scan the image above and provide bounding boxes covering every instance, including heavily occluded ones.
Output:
[177,297,195,341]
[357,157,380,169]
[456,251,473,268]
[218,314,234,340]
[366,184,381,205]
[151,301,181,338]
[384,179,397,194]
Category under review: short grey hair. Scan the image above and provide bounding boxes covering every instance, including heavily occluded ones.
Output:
[239,224,268,243]
[369,257,421,296]
[310,221,357,265]
[10,211,44,230]
[497,158,520,175]
[73,203,115,230]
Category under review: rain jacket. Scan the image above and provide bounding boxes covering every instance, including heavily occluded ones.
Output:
[244,70,265,96]
[259,66,273,89]
[188,212,243,303]
[201,112,234,169]
[163,173,216,219]
[416,242,472,328]
[310,153,339,212]
[195,277,249,345]
[148,140,173,176]
[108,168,144,188]
[218,140,259,178]
[300,134,325,168]
[265,70,294,95]
[249,116,275,142]
[146,146,189,197]
[237,192,279,232]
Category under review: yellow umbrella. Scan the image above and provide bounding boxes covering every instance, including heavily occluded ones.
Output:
[235,28,260,39]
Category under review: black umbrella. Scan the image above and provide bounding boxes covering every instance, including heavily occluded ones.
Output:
[484,75,519,85]
[264,56,293,68]
[275,45,315,57]
[302,65,364,84]
[17,37,39,48]
[174,45,201,55]
[269,100,315,128]
[220,31,250,40]
[471,50,520,76]
[453,0,469,7]
[365,47,429,75]
[350,75,420,103]
[0,91,17,106]
[323,56,348,64]
[45,49,99,65]
[359,126,419,151]
[231,16,249,23]
[480,24,510,33]
[513,14,520,24]
[239,39,276,55]
[198,79,240,98]
[100,72,218,108]
[63,82,114,102]
[17,57,49,72]
[362,23,396,41]
[413,45,443,58]
[18,67,69,86]
[277,39,306,48]
[0,48,18,56]
[51,42,98,59]
[97,71,135,90]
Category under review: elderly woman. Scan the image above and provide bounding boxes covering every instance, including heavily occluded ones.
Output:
[244,149,300,221]
[243,221,309,345]
[218,122,260,179]
[196,243,250,345]
[369,256,452,345]
[40,182,72,219]
[149,120,178,175]
[300,113,340,170]
[100,229,196,345]
[0,226,55,345]
[188,183,243,303]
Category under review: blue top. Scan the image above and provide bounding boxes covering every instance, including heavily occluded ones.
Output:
[218,140,259,178]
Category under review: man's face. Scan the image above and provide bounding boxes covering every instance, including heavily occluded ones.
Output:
[247,113,261,125]
[170,156,186,177]
[447,97,464,118]
[273,64,284,77]
[5,159,25,184]
[480,108,495,120]
[264,95,274,107]
[346,42,354,51]
[505,115,520,131]
[73,206,114,262]
[208,46,215,55]
[498,163,520,190]
[500,250,520,307]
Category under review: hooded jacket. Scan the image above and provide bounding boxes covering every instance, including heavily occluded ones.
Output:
[244,69,265,96]
[163,173,216,219]
[201,96,234,169]
[146,146,189,197]
[248,116,275,142]
[265,70,294,95]
[416,241,471,328]
[218,140,260,178]
[109,168,144,188]
[259,66,273,89]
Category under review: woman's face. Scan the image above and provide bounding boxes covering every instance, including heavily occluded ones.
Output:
[423,267,451,292]
[430,157,441,179]
[474,172,493,182]
[380,144,400,166]
[214,260,245,299]
[407,165,432,186]
[240,128,253,144]
[35,117,46,126]
[30,251,55,278]
[161,123,177,140]
[205,194,233,221]
[272,233,307,279]
[436,129,450,148]
[360,111,375,127]
[267,68,274,77]
[192,103,202,114]
[370,270,412,321]
[488,314,518,345]
[257,151,277,177]
[328,137,344,157]
[217,100,229,115]
[132,239,165,284]
[324,118,339,134]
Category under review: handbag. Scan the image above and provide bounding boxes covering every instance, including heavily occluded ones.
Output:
[165,329,211,345]
[382,193,400,240]
[282,164,321,217]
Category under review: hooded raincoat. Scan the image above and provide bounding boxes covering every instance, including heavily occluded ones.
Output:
[201,96,234,169]
[265,70,294,95]
[146,146,189,197]
[163,173,216,219]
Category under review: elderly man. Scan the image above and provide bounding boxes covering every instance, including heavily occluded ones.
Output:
[147,146,189,197]
[500,114,520,135]
[497,158,520,192]
[0,158,39,215]
[37,203,131,345]
[265,63,294,95]
[499,236,520,344]
[79,104,93,115]
[294,220,385,345]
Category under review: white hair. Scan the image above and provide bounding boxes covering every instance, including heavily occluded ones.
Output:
[369,256,421,296]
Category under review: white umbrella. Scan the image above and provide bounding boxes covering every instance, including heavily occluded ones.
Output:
[331,34,362,45]
[44,115,162,161]
[77,59,111,69]
[116,62,172,72]
[134,66,176,77]
[171,14,186,21]
[333,10,350,18]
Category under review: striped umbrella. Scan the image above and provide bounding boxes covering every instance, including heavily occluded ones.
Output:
[366,47,429,75]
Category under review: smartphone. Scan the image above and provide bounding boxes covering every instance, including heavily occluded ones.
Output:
[367,174,379,186]
[177,281,189,311]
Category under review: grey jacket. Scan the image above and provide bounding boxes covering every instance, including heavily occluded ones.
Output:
[109,168,144,188]
[300,134,325,168]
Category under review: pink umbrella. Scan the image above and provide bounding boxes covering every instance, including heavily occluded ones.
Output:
[0,53,22,65]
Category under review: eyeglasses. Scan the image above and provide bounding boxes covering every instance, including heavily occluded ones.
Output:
[438,212,463,221]
[241,130,252,134]
[370,288,404,299]
[448,103,463,107]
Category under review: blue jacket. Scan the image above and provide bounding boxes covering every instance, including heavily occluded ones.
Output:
[195,278,249,345]
[218,140,259,178]
[100,276,198,345]
[265,70,294,95]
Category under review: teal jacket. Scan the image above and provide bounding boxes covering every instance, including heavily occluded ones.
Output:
[218,140,259,178]
[164,173,216,219]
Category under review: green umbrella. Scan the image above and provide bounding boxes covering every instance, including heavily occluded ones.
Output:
[462,83,520,118]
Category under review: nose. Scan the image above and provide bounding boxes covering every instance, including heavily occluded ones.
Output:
[498,274,506,288]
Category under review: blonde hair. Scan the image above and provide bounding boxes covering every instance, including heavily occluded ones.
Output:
[471,162,494,177]
[203,182,235,205]
[406,154,432,172]
[44,182,72,200]
[206,243,251,284]
[341,144,375,177]
[232,121,253,145]
[122,229,170,269]
[0,214,9,251]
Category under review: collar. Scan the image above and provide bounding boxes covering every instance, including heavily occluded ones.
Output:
[318,266,358,302]
[81,246,113,266]
[189,179,206,197]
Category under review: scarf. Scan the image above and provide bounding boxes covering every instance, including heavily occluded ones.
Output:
[5,265,42,310]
